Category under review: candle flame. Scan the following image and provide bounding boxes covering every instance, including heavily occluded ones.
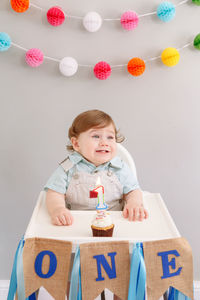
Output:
[96,176,101,186]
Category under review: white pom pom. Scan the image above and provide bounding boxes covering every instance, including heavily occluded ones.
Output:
[83,11,102,32]
[59,57,78,77]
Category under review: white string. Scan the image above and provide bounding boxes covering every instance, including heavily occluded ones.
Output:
[29,3,43,11]
[11,42,28,51]
[10,40,193,68]
[138,11,157,18]
[43,55,60,62]
[177,41,193,51]
[175,0,190,7]
[78,64,93,67]
[29,0,190,22]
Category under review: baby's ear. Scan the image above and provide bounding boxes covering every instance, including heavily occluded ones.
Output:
[71,137,79,151]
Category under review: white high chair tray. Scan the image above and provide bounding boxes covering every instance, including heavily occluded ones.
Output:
[25,191,180,252]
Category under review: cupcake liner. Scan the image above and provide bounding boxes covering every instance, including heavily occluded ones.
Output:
[91,225,114,237]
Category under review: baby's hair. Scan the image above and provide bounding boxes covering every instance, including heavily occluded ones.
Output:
[67,109,124,152]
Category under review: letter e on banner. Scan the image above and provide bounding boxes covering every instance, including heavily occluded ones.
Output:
[158,250,182,279]
[143,237,194,300]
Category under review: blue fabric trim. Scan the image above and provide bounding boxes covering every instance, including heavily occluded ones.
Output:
[7,237,35,300]
[69,246,81,300]
[77,263,82,300]
[28,292,37,300]
[16,238,26,299]
[7,237,24,300]
[168,287,192,300]
[128,242,146,300]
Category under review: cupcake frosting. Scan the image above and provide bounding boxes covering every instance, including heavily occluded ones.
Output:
[92,210,113,228]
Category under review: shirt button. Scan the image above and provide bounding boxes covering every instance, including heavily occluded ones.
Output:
[67,204,71,209]
[107,171,112,176]
[73,174,79,179]
[94,170,98,173]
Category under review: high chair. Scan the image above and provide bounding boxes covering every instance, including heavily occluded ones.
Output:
[116,143,137,177]
[23,144,180,300]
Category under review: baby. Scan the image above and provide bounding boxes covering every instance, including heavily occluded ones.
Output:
[45,109,148,225]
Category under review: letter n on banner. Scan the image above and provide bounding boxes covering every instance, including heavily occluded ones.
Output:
[143,237,193,300]
[23,238,72,299]
[80,241,130,300]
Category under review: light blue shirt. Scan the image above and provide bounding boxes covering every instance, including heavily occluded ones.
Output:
[44,151,140,195]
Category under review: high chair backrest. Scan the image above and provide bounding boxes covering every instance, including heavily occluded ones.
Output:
[117,143,138,179]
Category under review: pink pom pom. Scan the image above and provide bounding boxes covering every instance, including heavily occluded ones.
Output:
[47,6,65,26]
[94,61,111,80]
[120,11,139,31]
[25,48,44,67]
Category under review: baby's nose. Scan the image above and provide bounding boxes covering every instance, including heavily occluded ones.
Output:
[99,138,108,146]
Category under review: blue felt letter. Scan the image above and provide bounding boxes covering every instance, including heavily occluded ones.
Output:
[93,252,117,281]
[34,250,57,278]
[158,250,182,279]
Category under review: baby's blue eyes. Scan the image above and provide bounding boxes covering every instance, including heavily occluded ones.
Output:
[92,135,114,139]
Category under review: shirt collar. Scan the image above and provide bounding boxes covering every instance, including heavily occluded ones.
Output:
[69,151,123,169]
[68,151,86,165]
[109,156,123,169]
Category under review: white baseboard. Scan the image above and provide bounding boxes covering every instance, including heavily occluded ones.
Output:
[0,280,10,300]
[1,280,200,300]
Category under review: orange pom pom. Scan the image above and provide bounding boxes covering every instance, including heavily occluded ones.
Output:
[127,57,145,76]
[11,0,29,13]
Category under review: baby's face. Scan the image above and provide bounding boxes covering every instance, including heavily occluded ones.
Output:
[71,124,117,166]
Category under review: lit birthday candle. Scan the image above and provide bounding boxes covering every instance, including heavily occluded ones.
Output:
[90,177,108,210]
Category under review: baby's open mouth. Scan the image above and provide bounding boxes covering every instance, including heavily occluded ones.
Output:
[96,150,109,153]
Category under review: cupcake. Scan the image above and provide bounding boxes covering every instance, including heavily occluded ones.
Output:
[91,210,114,237]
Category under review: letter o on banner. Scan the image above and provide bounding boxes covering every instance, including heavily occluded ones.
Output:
[35,250,57,278]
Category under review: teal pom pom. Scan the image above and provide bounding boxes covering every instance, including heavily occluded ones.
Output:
[157,2,176,22]
[0,32,11,51]
[193,33,200,50]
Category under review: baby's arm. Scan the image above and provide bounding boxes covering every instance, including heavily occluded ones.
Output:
[122,189,148,221]
[46,189,74,226]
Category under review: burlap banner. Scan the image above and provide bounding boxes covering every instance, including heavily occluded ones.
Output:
[80,241,130,300]
[23,238,72,299]
[143,237,193,300]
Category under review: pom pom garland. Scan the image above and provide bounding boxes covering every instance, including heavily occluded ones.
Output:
[59,57,78,76]
[25,48,44,67]
[127,58,145,76]
[10,0,195,29]
[161,47,180,66]
[192,0,200,5]
[193,33,200,50]
[1,32,198,77]
[11,0,29,13]
[47,7,65,26]
[120,11,139,31]
[83,12,102,32]
[0,32,11,51]
[94,61,111,80]
[157,2,176,22]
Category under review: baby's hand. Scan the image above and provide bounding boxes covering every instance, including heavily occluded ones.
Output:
[51,207,74,226]
[123,203,148,222]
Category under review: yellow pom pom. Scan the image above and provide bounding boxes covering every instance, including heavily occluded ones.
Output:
[161,47,180,67]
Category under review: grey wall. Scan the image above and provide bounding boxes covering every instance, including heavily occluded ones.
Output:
[0,0,199,280]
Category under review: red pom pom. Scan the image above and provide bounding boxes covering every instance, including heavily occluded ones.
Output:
[47,6,65,26]
[94,61,111,80]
